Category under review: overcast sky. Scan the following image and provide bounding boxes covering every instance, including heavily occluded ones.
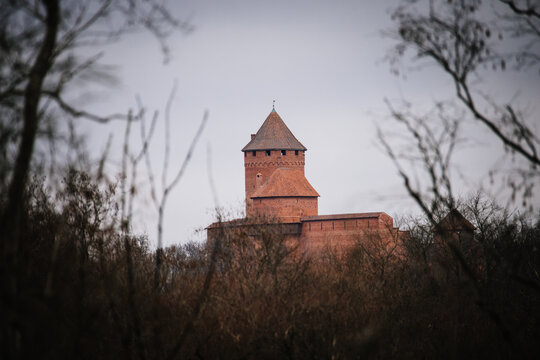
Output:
[76,0,540,247]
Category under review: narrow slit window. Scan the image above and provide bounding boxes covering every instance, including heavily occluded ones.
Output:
[266,150,271,156]
[281,150,286,156]
[295,150,299,156]
[252,151,256,157]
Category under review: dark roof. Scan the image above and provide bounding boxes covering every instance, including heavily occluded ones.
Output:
[435,209,476,231]
[301,212,389,222]
[242,110,307,151]
[251,168,319,198]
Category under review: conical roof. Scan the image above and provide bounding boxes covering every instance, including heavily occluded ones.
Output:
[251,168,319,198]
[242,110,307,151]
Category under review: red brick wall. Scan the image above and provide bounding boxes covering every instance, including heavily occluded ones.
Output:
[207,215,408,261]
[298,218,405,256]
[251,196,317,222]
[301,218,378,233]
[244,150,305,215]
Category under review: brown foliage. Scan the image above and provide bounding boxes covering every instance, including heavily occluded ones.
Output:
[3,175,539,359]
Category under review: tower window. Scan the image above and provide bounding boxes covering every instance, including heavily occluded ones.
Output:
[295,150,299,156]
[266,150,271,156]
[252,151,256,157]
[281,150,286,156]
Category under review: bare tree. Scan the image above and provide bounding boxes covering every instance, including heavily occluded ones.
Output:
[384,0,540,216]
[0,0,190,243]
[378,100,463,224]
[0,1,189,357]
[381,1,540,352]
[114,83,210,358]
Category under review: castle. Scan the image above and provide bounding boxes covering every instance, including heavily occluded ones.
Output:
[208,108,407,254]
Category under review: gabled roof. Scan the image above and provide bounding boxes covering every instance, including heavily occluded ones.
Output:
[435,209,476,231]
[242,110,307,151]
[251,168,319,198]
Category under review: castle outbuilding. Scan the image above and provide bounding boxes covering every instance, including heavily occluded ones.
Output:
[208,108,406,254]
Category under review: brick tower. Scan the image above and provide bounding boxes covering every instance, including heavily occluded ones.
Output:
[241,108,319,222]
[208,106,412,257]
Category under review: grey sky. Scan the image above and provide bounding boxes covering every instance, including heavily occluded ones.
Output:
[77,0,540,247]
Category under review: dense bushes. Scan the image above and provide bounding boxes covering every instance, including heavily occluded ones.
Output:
[2,172,540,359]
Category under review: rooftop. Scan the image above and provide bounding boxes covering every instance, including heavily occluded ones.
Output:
[251,168,319,198]
[435,209,476,231]
[242,110,307,151]
[301,212,390,222]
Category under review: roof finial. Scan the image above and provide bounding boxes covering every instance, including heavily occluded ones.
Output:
[272,99,276,112]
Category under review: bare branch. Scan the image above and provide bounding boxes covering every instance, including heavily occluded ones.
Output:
[162,80,177,192]
[166,110,209,195]
[42,89,128,122]
[499,0,540,19]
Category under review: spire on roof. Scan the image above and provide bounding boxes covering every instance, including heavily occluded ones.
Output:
[242,110,307,151]
[272,99,276,112]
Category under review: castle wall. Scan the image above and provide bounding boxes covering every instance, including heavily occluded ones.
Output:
[244,150,305,215]
[251,197,317,222]
[298,216,404,256]
[207,213,408,260]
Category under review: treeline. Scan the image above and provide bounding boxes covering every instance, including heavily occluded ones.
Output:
[2,171,540,359]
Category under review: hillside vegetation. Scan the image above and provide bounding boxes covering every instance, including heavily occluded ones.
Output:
[3,171,539,359]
